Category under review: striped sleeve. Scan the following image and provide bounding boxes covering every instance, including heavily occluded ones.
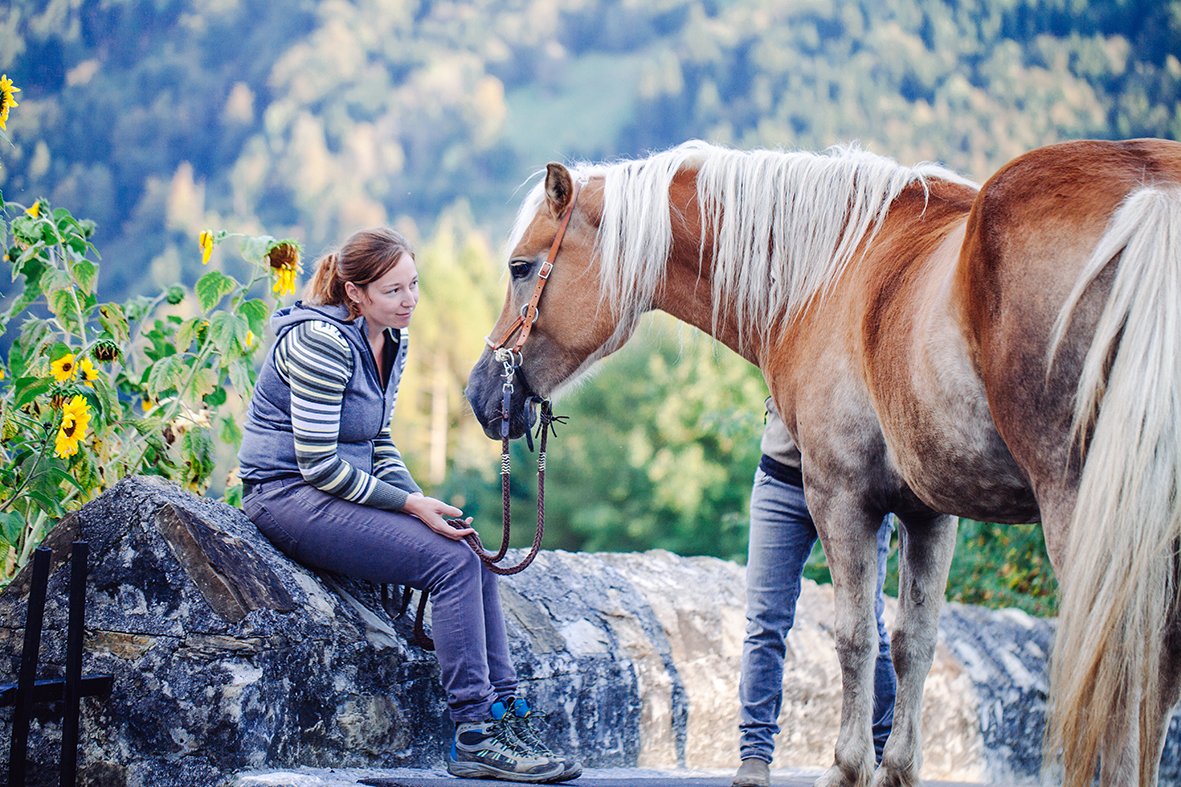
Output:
[275,321,412,511]
[373,429,421,494]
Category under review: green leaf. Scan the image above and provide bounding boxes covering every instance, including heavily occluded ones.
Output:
[223,484,243,508]
[181,366,219,404]
[227,357,255,396]
[238,235,274,266]
[97,303,130,342]
[219,414,242,446]
[208,311,249,356]
[0,512,24,548]
[195,271,238,312]
[46,284,83,330]
[146,355,186,399]
[25,488,65,518]
[204,386,227,407]
[174,317,203,350]
[70,259,98,295]
[237,298,270,336]
[181,427,215,485]
[73,451,100,494]
[45,466,86,495]
[13,376,55,408]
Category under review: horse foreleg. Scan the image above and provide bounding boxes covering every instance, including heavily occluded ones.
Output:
[872,512,956,787]
[812,505,885,787]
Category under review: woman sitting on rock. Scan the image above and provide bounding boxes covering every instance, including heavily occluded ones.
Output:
[237,227,580,784]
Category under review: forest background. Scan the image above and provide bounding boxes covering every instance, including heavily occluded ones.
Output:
[2,0,1179,616]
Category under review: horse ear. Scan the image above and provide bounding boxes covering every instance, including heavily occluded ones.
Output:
[545,163,574,217]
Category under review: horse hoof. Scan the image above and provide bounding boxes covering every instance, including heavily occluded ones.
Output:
[813,765,870,787]
[869,765,918,787]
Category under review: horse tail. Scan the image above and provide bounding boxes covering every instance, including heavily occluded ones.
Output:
[1047,185,1181,786]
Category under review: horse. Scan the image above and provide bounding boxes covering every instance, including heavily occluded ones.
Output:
[463,138,1181,786]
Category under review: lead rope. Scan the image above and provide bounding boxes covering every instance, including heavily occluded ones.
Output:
[400,394,564,650]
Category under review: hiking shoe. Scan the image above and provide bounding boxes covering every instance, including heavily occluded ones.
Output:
[503,697,583,781]
[732,757,770,787]
[447,710,566,783]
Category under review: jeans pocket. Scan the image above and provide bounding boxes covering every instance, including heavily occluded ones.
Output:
[248,502,302,557]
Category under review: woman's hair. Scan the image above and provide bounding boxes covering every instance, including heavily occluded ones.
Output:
[304,227,415,318]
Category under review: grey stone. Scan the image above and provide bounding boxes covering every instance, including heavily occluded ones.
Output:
[2,477,1178,786]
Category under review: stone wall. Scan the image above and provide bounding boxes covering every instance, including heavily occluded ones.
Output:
[2,477,1178,785]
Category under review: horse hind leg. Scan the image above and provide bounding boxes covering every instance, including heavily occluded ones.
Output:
[1130,566,1181,786]
[872,512,957,787]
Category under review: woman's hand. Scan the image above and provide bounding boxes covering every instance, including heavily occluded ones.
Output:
[403,493,475,540]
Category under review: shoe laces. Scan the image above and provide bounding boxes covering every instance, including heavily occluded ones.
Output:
[508,709,555,756]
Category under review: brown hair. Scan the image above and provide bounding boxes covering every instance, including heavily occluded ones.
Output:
[303,227,415,318]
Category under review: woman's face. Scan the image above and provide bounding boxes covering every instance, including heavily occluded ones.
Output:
[349,253,419,331]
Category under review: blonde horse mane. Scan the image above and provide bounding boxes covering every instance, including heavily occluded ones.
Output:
[509,140,971,344]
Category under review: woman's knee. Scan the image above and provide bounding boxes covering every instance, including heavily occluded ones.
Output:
[425,539,483,591]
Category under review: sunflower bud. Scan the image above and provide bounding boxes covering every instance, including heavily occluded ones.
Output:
[165,285,185,305]
[94,339,121,362]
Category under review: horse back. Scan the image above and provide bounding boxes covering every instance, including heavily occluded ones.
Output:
[957,138,1181,496]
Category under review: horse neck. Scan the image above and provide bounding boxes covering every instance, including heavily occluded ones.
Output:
[651,173,764,364]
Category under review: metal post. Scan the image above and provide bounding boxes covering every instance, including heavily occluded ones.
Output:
[60,541,88,786]
[9,546,52,787]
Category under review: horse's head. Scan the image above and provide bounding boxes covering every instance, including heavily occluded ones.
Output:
[465,163,638,440]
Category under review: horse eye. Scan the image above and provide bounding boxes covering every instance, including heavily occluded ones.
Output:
[509,259,533,281]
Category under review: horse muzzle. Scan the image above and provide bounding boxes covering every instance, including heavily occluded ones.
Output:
[465,351,538,441]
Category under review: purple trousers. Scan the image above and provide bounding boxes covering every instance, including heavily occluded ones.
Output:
[243,477,517,722]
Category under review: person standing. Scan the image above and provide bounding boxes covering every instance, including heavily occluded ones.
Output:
[237,227,579,784]
[733,398,895,787]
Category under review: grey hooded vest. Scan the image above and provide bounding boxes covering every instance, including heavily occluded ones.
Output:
[237,301,408,484]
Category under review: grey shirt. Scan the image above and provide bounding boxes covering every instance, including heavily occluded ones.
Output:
[760,396,802,470]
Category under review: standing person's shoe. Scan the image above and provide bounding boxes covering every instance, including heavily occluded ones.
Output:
[732,757,770,787]
[447,707,566,783]
[502,697,583,781]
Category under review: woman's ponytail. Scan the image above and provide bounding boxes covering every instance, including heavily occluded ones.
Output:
[302,228,414,318]
[303,251,347,307]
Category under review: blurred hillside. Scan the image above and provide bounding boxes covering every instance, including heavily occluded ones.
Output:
[1,0,1175,614]
[2,0,1177,294]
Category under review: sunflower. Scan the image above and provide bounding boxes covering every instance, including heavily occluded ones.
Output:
[50,353,77,382]
[267,240,301,297]
[78,356,99,388]
[25,201,40,218]
[199,230,214,265]
[0,75,19,132]
[54,396,91,459]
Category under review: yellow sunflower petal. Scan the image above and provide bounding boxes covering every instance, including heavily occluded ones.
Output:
[0,74,19,133]
[199,230,214,265]
[79,357,98,388]
[25,201,40,218]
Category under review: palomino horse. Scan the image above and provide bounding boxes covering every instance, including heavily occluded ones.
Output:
[464,139,1181,786]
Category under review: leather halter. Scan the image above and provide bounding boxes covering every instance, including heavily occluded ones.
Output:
[485,180,582,359]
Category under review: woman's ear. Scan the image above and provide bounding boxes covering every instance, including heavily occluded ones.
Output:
[343,280,362,304]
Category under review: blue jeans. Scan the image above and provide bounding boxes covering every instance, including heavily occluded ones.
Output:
[243,477,517,722]
[738,469,896,763]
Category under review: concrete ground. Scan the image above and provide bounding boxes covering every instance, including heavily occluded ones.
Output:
[232,766,994,786]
